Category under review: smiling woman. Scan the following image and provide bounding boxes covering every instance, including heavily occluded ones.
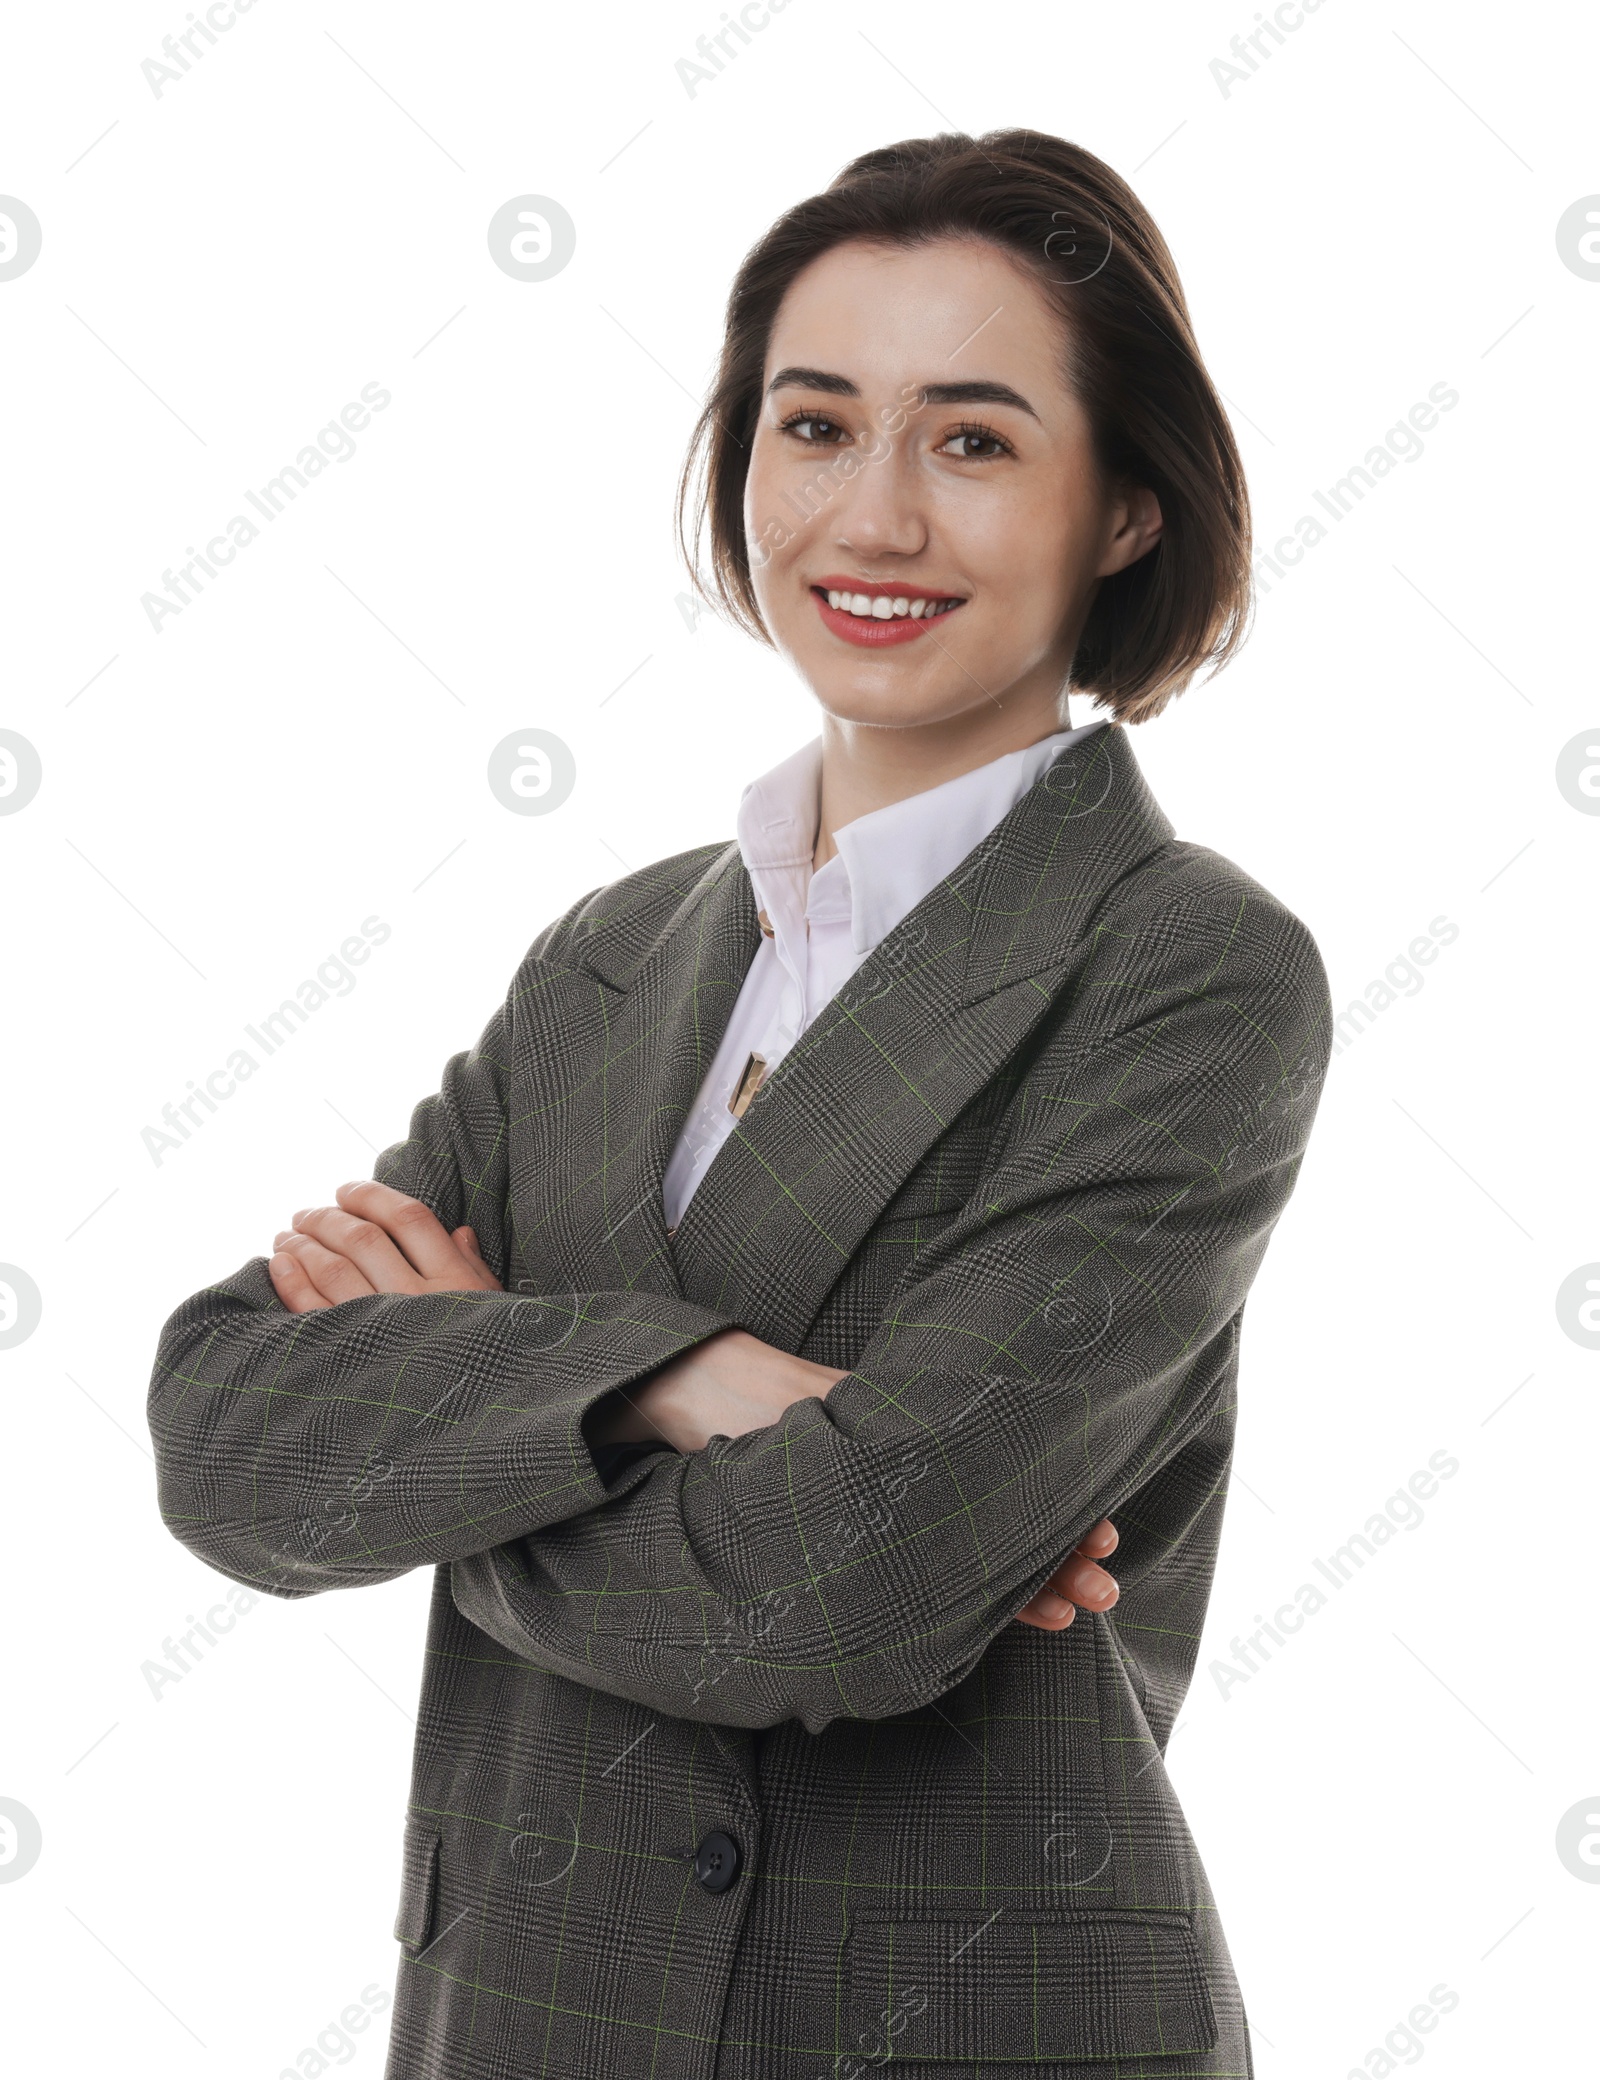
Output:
[148,127,1331,2080]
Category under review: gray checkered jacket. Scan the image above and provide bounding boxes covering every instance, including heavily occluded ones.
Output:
[147,718,1331,2079]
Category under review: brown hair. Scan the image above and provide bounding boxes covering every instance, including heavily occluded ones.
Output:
[676,128,1252,725]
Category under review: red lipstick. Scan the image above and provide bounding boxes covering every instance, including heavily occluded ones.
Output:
[808,576,968,649]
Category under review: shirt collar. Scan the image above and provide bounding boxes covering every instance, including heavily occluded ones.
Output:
[735,717,1111,957]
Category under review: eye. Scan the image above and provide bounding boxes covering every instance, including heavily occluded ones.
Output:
[777,409,849,444]
[936,421,1014,461]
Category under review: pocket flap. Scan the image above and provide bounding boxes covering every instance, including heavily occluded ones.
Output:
[392,1821,440,1952]
[845,1908,1217,2063]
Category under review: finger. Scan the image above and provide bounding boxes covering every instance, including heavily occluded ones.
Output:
[333,1179,473,1281]
[290,1203,426,1292]
[274,1228,379,1307]
[1047,1554,1120,1610]
[268,1249,333,1315]
[452,1226,504,1291]
[1013,1587,1077,1631]
[1073,1517,1119,1560]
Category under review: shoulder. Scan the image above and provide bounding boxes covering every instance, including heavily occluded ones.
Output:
[1057,837,1332,1064]
[1096,837,1326,982]
[519,838,736,990]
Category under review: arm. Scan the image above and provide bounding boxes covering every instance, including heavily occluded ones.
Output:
[587,1325,1125,1632]
[449,886,1331,1732]
[145,920,741,1600]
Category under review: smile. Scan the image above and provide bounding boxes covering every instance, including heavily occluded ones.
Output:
[808,577,968,648]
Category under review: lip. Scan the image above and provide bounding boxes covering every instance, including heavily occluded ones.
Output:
[808,575,968,649]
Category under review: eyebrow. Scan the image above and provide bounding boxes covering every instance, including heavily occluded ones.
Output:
[765,367,1040,421]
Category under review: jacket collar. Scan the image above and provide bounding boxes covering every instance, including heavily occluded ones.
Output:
[734,719,1104,961]
[550,718,1177,1345]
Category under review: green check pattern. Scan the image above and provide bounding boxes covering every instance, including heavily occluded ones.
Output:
[147,719,1331,2078]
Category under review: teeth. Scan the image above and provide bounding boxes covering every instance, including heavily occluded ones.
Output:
[823,589,959,619]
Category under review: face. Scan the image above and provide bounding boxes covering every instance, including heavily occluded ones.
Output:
[743,237,1162,749]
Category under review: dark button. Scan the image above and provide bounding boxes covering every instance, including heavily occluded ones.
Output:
[693,1829,741,1893]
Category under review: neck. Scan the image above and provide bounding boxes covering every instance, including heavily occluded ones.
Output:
[811,692,1076,872]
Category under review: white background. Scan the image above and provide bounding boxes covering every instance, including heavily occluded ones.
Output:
[2,0,1595,2073]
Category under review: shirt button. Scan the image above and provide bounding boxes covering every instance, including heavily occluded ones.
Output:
[693,1829,742,1893]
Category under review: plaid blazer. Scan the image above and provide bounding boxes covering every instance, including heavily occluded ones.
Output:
[147,718,1331,2080]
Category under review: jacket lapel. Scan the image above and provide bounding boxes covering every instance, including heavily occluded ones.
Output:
[662,720,1176,1347]
[522,841,762,1301]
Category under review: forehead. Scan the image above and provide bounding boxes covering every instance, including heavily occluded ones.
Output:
[763,237,1072,408]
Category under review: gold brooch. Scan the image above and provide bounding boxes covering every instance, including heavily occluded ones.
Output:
[728,1050,769,1118]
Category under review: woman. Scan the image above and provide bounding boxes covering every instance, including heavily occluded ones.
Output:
[149,130,1329,2079]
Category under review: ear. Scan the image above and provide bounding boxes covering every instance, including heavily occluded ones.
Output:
[1096,482,1163,579]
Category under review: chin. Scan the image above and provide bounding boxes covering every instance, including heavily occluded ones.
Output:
[814,681,1000,733]
[775,626,972,725]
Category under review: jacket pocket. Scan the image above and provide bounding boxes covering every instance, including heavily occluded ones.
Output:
[392,1818,440,1952]
[844,1907,1216,2063]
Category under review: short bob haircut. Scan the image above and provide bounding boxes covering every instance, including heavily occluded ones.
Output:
[677,128,1251,727]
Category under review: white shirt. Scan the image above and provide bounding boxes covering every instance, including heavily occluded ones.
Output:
[661,717,1109,1232]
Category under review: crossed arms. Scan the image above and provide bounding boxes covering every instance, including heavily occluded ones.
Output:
[264,1177,1120,1636]
[147,882,1328,1733]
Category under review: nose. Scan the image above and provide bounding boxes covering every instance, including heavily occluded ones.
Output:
[831,431,928,564]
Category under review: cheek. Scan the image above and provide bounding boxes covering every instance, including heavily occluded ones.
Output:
[949,480,1088,617]
[743,459,800,582]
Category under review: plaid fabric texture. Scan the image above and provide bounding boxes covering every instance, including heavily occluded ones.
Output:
[147,719,1331,2078]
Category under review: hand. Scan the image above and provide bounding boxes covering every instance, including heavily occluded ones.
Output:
[1012,1518,1120,1631]
[591,1327,845,1453]
[268,1179,503,1314]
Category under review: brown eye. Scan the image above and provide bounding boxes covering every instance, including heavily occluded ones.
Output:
[937,427,1009,460]
[781,413,846,444]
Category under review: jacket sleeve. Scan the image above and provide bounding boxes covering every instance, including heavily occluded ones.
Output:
[449,884,1333,1733]
[145,902,740,1599]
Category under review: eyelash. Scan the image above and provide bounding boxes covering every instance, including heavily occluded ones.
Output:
[775,409,1015,460]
